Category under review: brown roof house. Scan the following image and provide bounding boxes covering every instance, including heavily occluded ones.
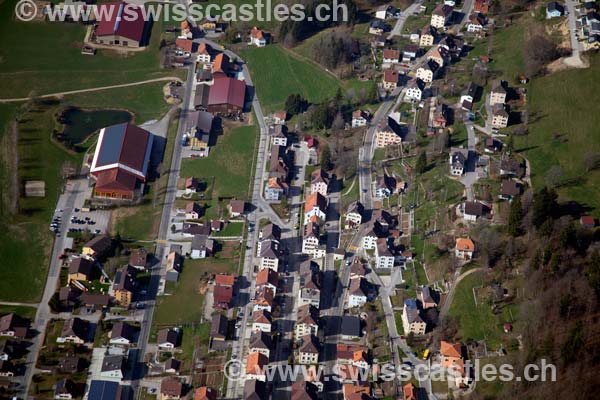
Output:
[82,235,113,259]
[228,199,245,217]
[57,318,90,344]
[157,329,180,350]
[0,314,28,339]
[160,377,184,400]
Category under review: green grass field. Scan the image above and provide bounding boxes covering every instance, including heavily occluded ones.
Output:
[241,45,341,111]
[181,123,258,200]
[448,271,503,349]
[514,55,600,215]
[0,0,183,98]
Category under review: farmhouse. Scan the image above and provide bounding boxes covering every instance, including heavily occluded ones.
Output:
[94,2,149,48]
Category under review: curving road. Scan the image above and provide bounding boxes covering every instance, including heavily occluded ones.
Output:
[0,77,183,103]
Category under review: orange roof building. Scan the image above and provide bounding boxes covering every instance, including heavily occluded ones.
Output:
[194,386,217,400]
[215,274,235,286]
[246,351,269,376]
[403,383,417,400]
[455,238,475,252]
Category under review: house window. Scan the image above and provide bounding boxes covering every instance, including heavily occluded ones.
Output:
[123,41,128,46]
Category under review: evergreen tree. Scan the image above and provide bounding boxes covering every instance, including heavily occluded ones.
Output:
[507,196,523,236]
[415,151,427,174]
[321,145,333,170]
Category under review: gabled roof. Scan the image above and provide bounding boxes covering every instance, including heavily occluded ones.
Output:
[61,317,89,341]
[110,321,138,342]
[157,328,179,346]
[90,123,152,181]
[297,304,319,326]
[260,223,281,241]
[244,379,267,400]
[215,274,235,286]
[95,2,146,42]
[305,192,327,213]
[455,238,475,252]
[249,330,272,350]
[252,309,272,324]
[256,268,279,287]
[161,378,183,396]
[84,235,113,255]
[246,352,269,374]
[298,334,320,354]
[440,340,462,358]
[259,239,281,259]
[208,75,245,109]
[383,69,399,83]
[68,257,95,276]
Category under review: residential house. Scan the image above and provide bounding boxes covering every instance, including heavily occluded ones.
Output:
[246,352,269,381]
[166,251,182,282]
[182,222,211,237]
[265,177,289,201]
[256,268,279,295]
[194,387,217,400]
[416,60,439,83]
[100,355,125,380]
[273,110,287,125]
[376,239,395,269]
[581,215,596,229]
[441,341,471,387]
[375,118,403,148]
[258,224,281,252]
[298,268,321,308]
[57,318,89,344]
[113,265,137,307]
[157,329,179,350]
[191,234,213,259]
[467,12,486,33]
[402,299,426,335]
[474,0,491,13]
[352,110,370,127]
[249,330,272,358]
[340,316,361,340]
[67,257,96,284]
[214,274,235,310]
[296,304,319,338]
[109,322,139,346]
[228,199,245,217]
[160,378,183,400]
[369,20,389,35]
[546,2,564,18]
[269,125,288,147]
[297,334,320,365]
[499,159,522,176]
[348,278,370,308]
[165,358,181,374]
[210,314,229,341]
[431,4,453,29]
[175,38,198,58]
[269,145,290,181]
[432,103,448,128]
[188,111,214,156]
[250,26,268,46]
[252,310,272,333]
[82,235,112,259]
[449,148,468,176]
[455,238,475,259]
[55,378,76,400]
[304,193,328,223]
[403,44,418,62]
[344,201,364,229]
[310,169,330,196]
[196,43,212,64]
[489,80,507,105]
[0,314,28,339]
[405,78,425,102]
[485,137,502,153]
[244,380,268,400]
[416,286,438,309]
[419,25,436,47]
[362,226,379,250]
[350,259,368,280]
[253,286,275,313]
[403,383,417,400]
[302,222,322,257]
[0,340,17,361]
[79,293,111,310]
[259,240,282,271]
[383,49,400,66]
[491,104,509,129]
[87,380,124,400]
[382,69,399,90]
[374,175,395,199]
[500,180,522,200]
[59,286,81,309]
[375,4,393,19]
[292,381,319,400]
[427,46,448,67]
[185,202,203,220]
[462,201,491,222]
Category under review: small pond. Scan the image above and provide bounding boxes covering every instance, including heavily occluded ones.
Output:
[58,107,132,145]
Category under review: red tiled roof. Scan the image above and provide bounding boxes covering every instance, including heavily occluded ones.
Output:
[94,169,137,194]
[215,274,235,286]
[96,2,146,42]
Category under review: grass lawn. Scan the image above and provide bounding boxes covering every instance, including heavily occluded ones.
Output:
[180,122,258,200]
[153,258,237,326]
[241,45,341,111]
[489,16,528,81]
[0,305,37,320]
[514,54,600,214]
[448,270,503,349]
[212,221,244,237]
[0,0,184,98]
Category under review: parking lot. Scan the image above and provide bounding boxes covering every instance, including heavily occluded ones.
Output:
[66,209,111,235]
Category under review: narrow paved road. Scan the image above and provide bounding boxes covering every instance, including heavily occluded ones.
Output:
[0,77,182,103]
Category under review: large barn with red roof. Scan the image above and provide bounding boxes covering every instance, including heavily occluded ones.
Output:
[90,123,153,200]
[94,2,149,48]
